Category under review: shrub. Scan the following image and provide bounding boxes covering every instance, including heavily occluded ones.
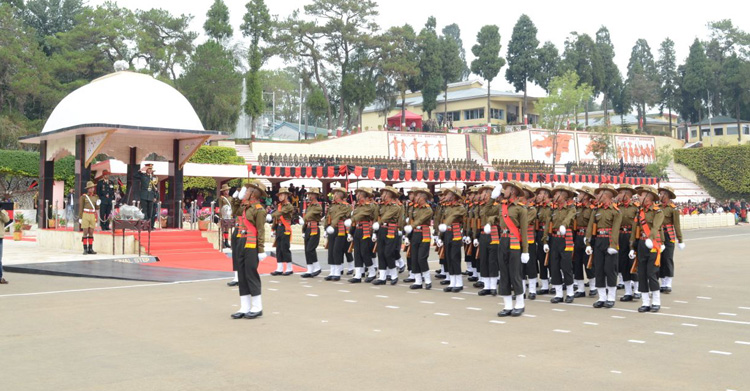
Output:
[674,145,750,199]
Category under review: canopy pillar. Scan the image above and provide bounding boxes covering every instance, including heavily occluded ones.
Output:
[74,135,91,231]
[38,140,55,226]
[166,140,184,229]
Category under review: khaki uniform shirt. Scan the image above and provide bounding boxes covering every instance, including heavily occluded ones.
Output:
[585,203,623,249]
[243,202,266,253]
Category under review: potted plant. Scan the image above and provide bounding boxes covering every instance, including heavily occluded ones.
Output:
[197,209,211,231]
[59,218,67,228]
[13,220,23,241]
[159,208,168,228]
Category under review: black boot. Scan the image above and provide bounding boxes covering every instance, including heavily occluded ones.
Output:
[88,242,97,255]
[83,240,89,255]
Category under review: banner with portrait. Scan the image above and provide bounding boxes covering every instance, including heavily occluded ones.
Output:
[387,132,448,160]
[614,135,656,164]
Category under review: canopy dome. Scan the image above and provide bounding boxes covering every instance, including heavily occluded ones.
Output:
[42,71,204,133]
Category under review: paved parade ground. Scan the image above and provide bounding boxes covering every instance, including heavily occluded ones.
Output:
[2,225,750,391]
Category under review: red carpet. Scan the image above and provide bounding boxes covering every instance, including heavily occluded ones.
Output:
[142,230,304,274]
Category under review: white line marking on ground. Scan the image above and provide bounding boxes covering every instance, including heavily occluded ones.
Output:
[552,308,566,312]
[518,355,526,358]
[338,290,350,293]
[735,341,750,345]
[406,291,418,294]
[451,297,465,300]
[489,320,505,324]
[386,305,399,309]
[583,322,599,326]
[523,314,537,318]
[466,307,482,311]
[375,295,389,298]
[373,329,381,332]
[709,350,732,355]
[344,300,357,303]
[269,280,280,284]
[739,307,750,310]
[655,331,674,336]
[720,313,738,316]
[612,316,626,319]
[674,300,689,304]
[321,320,328,323]
[610,371,622,374]
[267,288,278,292]
[629,340,646,344]
[553,329,571,333]
[420,301,435,304]
[0,277,232,298]
[560,302,750,326]
[333,282,344,285]
[441,341,449,345]
[302,285,313,288]
[697,296,712,300]
[434,312,450,316]
[306,294,318,297]
[689,233,750,241]
[682,323,698,327]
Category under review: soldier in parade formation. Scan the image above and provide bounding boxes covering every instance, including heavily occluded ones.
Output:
[301,188,323,278]
[348,188,378,283]
[270,188,295,276]
[573,186,597,299]
[404,188,434,289]
[436,187,466,292]
[324,187,350,281]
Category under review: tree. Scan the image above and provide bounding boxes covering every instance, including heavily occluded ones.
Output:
[537,71,593,171]
[21,0,85,55]
[303,0,379,128]
[439,29,464,129]
[135,8,197,83]
[596,26,621,126]
[722,54,750,144]
[657,38,678,137]
[306,87,329,130]
[562,32,602,129]
[505,14,540,125]
[441,23,469,80]
[626,38,659,133]
[416,16,443,119]
[240,0,272,137]
[533,41,559,93]
[470,25,505,130]
[589,127,616,167]
[380,24,419,131]
[204,0,232,42]
[341,46,377,130]
[682,39,711,139]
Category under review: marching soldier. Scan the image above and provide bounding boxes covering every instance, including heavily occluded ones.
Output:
[226,185,245,287]
[534,186,553,294]
[433,191,448,279]
[270,188,295,276]
[496,181,529,317]
[373,187,402,285]
[547,185,577,303]
[585,184,622,308]
[436,187,466,292]
[348,188,378,283]
[475,184,501,295]
[404,188,434,289]
[402,189,418,283]
[628,186,664,313]
[79,181,100,255]
[96,170,115,230]
[301,188,323,278]
[463,187,479,281]
[573,186,597,298]
[616,184,639,301]
[230,180,268,320]
[520,184,539,300]
[324,187,350,281]
[217,184,233,249]
[657,186,685,293]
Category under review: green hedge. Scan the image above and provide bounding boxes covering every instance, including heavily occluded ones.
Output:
[674,145,750,200]
[0,150,75,187]
[184,146,245,190]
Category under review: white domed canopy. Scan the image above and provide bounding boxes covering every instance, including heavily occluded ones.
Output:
[42,71,204,133]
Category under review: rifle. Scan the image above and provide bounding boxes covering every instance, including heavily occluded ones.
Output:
[348,241,354,253]
[630,254,638,274]
[586,252,594,269]
[372,242,378,254]
[466,242,474,257]
[544,250,550,267]
[405,244,411,258]
[438,245,445,259]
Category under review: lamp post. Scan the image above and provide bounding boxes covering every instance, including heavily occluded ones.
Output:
[298,79,303,141]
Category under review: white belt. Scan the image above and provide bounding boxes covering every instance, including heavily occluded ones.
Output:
[84,209,96,213]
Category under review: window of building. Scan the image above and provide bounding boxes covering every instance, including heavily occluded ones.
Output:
[464,108,485,120]
[744,126,749,135]
[490,108,504,120]
[728,126,738,135]
[714,127,724,136]
[436,111,461,123]
[691,130,698,138]
[701,128,710,136]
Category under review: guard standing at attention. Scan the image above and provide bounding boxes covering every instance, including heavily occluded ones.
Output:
[628,186,664,313]
[496,181,529,317]
[437,187,467,292]
[301,188,323,278]
[476,184,501,295]
[270,188,295,276]
[547,185,577,304]
[79,181,100,255]
[96,170,115,230]
[348,188,378,283]
[657,185,684,293]
[373,186,402,285]
[324,187,350,281]
[616,184,639,301]
[585,184,622,308]
[404,188,434,289]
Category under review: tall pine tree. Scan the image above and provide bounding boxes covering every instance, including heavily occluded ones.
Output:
[505,14,540,125]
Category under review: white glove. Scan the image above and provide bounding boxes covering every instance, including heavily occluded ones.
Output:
[405,217,410,224]
[436,239,444,247]
[678,242,685,250]
[403,237,410,246]
[491,186,502,199]
[583,237,588,245]
[347,234,353,242]
[96,199,101,206]
[645,238,653,249]
[258,252,267,261]
[232,191,239,199]
[266,214,273,223]
[270,231,276,239]
[462,236,470,244]
[559,225,566,235]
[372,234,377,242]
[238,186,247,200]
[322,231,328,239]
[607,247,618,255]
[473,239,479,247]
[398,230,402,236]
[585,246,593,255]
[438,223,447,233]
[543,244,550,253]
[344,219,352,228]
[432,235,438,242]
[373,222,380,232]
[326,226,334,235]
[404,225,413,234]
[660,244,665,252]
[78,218,82,224]
[484,224,491,234]
[628,250,636,259]
[298,217,304,225]
[521,253,529,264]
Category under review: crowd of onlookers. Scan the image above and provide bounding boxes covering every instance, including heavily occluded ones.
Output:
[677,199,748,220]
[492,159,552,173]
[569,161,651,178]
[414,158,484,171]
[257,154,408,169]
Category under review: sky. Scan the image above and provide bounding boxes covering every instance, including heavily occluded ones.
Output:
[90,0,750,98]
